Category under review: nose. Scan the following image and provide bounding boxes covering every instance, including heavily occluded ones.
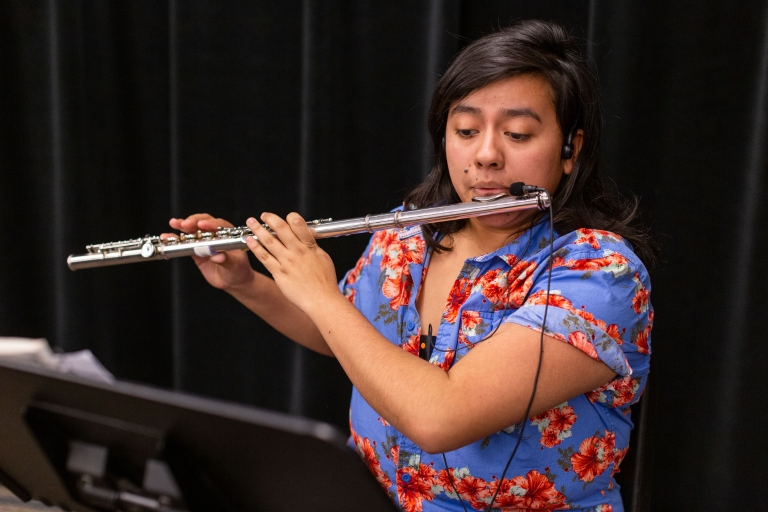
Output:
[474,131,504,170]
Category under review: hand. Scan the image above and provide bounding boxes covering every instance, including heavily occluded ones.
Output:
[167,214,255,291]
[245,212,339,314]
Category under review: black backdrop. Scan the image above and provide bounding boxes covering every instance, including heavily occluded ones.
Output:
[2,1,767,509]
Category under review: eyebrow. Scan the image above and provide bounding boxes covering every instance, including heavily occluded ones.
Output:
[450,103,542,123]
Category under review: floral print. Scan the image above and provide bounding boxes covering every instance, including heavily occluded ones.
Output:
[341,218,652,511]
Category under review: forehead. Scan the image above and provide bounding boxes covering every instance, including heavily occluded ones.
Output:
[449,74,557,121]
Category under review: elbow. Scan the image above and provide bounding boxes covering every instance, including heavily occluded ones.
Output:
[404,414,469,455]
[404,412,527,455]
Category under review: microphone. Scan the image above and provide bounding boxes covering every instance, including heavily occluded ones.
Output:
[509,182,545,196]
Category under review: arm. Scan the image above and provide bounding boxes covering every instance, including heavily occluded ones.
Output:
[169,214,332,356]
[247,212,616,454]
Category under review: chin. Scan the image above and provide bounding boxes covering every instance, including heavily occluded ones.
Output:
[473,212,529,231]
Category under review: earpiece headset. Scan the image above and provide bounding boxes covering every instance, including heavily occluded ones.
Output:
[561,128,575,160]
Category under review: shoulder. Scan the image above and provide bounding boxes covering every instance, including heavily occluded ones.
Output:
[550,228,650,289]
[511,227,652,377]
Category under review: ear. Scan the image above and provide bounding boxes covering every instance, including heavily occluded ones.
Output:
[563,129,584,175]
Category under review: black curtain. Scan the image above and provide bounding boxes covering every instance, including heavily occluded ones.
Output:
[1,1,767,508]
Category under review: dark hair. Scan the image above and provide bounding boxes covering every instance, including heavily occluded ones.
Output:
[404,20,658,270]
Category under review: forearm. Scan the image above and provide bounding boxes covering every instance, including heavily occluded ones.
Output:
[226,271,334,356]
[305,292,468,451]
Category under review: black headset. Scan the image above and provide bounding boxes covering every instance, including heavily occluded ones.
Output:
[561,128,575,160]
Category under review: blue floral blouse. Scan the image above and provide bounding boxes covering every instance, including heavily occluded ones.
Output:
[339,217,652,512]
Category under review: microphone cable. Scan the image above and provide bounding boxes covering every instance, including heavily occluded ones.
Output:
[440,183,555,512]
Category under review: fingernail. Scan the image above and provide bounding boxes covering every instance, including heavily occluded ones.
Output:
[247,217,256,224]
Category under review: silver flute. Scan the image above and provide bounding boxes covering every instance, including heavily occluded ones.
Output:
[67,191,550,271]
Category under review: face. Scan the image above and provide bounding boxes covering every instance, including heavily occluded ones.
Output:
[445,74,582,231]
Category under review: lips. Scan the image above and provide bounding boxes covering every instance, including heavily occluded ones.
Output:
[471,183,509,196]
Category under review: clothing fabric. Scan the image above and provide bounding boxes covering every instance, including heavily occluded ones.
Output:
[339,216,652,512]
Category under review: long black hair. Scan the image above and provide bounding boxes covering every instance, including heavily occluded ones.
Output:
[404,20,658,270]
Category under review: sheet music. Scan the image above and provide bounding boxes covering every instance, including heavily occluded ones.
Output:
[0,337,114,383]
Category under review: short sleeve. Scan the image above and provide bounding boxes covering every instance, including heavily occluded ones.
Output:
[338,233,377,305]
[504,244,652,378]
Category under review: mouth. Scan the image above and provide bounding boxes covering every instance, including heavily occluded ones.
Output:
[471,183,510,196]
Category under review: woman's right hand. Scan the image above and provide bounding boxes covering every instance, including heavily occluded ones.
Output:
[167,214,256,292]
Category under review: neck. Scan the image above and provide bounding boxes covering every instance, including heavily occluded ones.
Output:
[449,212,534,257]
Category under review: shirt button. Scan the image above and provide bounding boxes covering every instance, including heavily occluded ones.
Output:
[406,321,415,331]
[401,473,412,483]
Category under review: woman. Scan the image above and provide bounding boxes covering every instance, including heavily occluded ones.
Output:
[171,20,655,512]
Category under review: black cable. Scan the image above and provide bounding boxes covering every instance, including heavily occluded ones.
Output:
[441,195,555,512]
[483,205,554,512]
[441,453,470,512]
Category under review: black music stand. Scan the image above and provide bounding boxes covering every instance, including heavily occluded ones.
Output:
[0,359,397,512]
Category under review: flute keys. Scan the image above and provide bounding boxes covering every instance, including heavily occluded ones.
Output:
[141,240,156,258]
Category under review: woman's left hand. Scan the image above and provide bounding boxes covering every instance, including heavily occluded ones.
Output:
[245,212,340,314]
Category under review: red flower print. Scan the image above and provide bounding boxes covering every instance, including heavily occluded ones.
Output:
[604,323,623,345]
[402,334,419,356]
[568,331,599,360]
[433,349,455,371]
[397,464,437,512]
[489,470,567,509]
[634,323,651,355]
[478,268,508,307]
[585,388,602,404]
[574,229,601,249]
[503,254,519,266]
[561,251,630,275]
[506,260,538,307]
[355,436,392,490]
[611,446,629,479]
[444,277,472,323]
[345,251,368,286]
[390,444,399,464]
[382,268,414,309]
[486,478,514,508]
[461,310,483,331]
[631,273,650,314]
[526,290,574,309]
[547,405,577,433]
[455,474,491,510]
[376,230,425,310]
[526,291,625,345]
[436,468,458,496]
[574,229,623,250]
[571,431,614,483]
[532,403,577,448]
[457,310,486,349]
[371,230,400,258]
[585,376,639,408]
[539,427,561,448]
[611,377,639,407]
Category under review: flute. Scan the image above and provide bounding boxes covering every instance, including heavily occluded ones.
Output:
[67,189,550,271]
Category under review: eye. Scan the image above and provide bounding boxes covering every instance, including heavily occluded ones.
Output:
[456,129,475,138]
[506,132,529,141]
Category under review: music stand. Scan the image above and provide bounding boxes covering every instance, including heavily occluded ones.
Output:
[0,359,397,512]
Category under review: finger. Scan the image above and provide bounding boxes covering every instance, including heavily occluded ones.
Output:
[198,218,234,231]
[177,213,225,233]
[286,212,317,246]
[208,252,227,264]
[248,214,288,256]
[244,232,278,271]
[259,212,302,250]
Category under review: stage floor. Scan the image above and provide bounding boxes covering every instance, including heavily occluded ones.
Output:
[0,486,61,511]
